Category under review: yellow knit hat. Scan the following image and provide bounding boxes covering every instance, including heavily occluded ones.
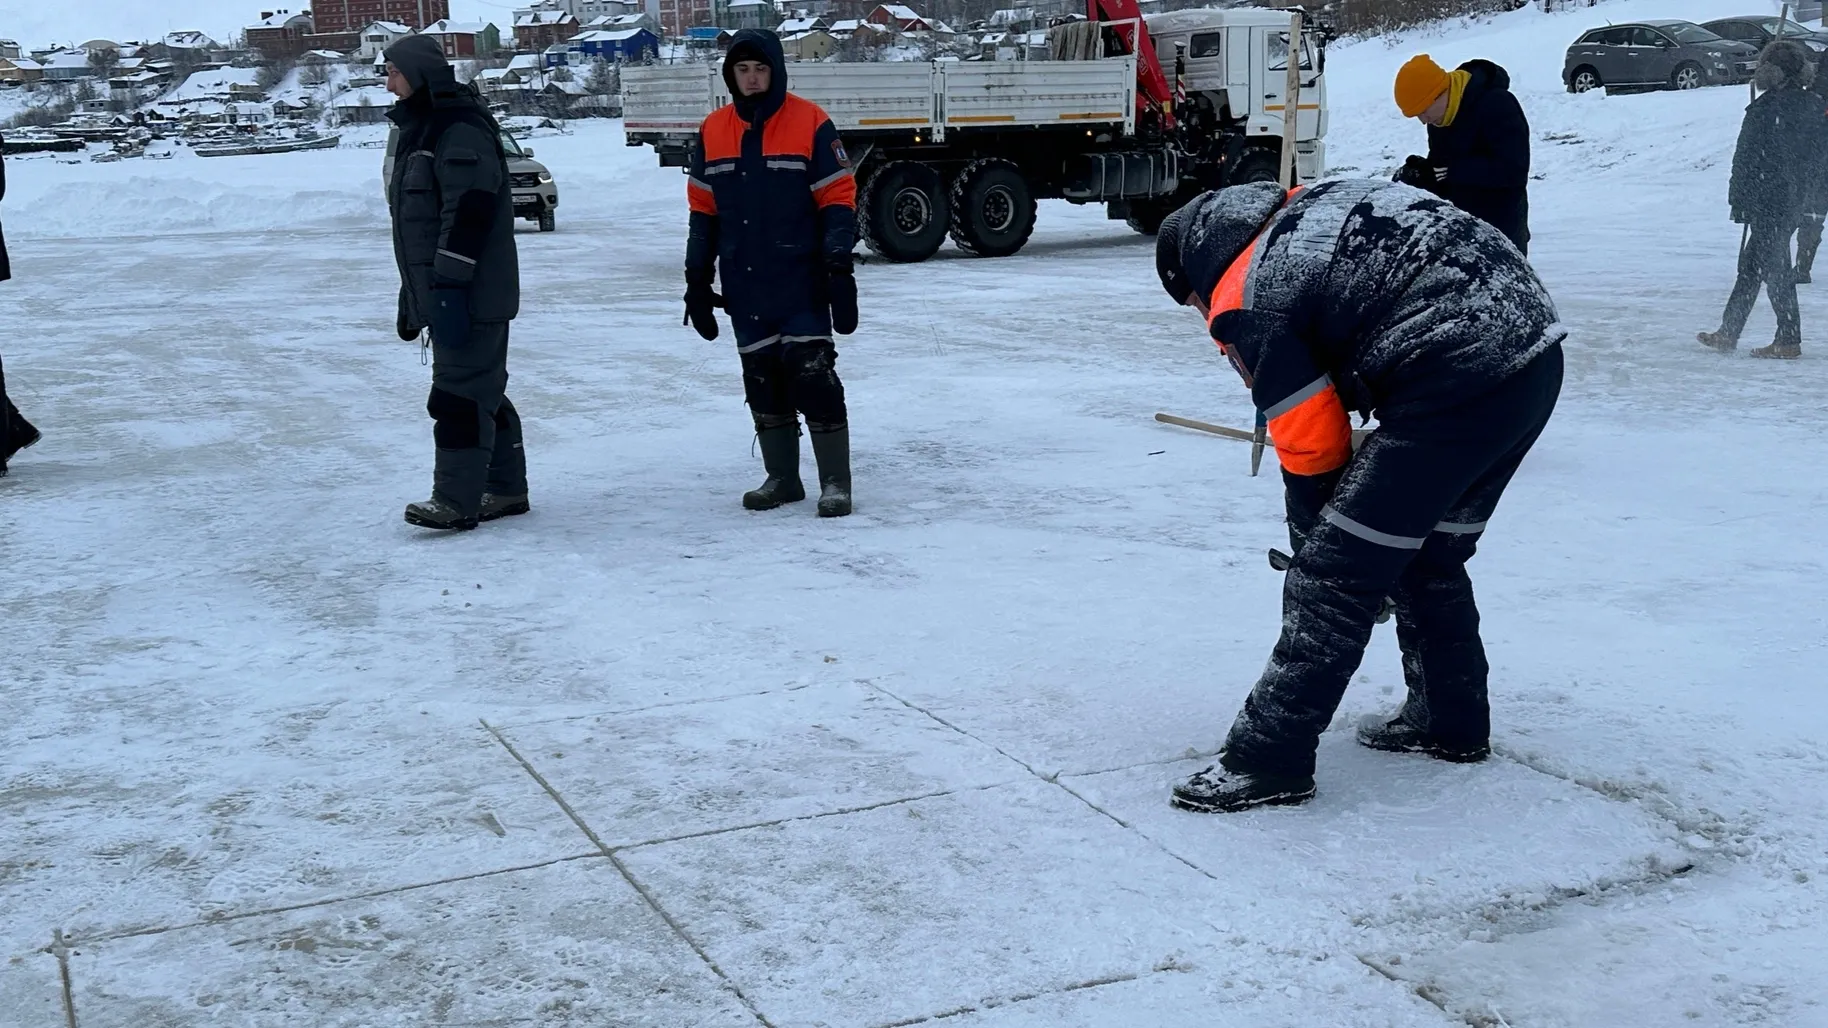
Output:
[1395,54,1450,117]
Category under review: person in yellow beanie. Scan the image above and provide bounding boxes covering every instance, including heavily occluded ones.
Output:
[1391,54,1532,253]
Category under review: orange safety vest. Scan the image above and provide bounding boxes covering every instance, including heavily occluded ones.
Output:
[1204,187,1353,478]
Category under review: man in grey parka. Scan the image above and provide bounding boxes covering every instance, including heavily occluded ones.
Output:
[385,35,528,530]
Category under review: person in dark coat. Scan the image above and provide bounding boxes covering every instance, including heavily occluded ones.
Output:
[1153,179,1566,813]
[1700,40,1827,360]
[0,131,45,479]
[1786,44,1828,283]
[1392,54,1532,254]
[384,35,528,529]
[685,29,859,517]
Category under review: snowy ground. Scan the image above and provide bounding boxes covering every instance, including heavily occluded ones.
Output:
[4,2,1828,1025]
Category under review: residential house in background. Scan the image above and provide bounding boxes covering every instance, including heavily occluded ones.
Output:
[724,0,778,30]
[569,27,659,62]
[161,30,219,56]
[866,4,934,32]
[422,20,503,57]
[332,84,397,122]
[245,10,316,59]
[39,50,96,82]
[514,9,580,52]
[781,28,836,59]
[312,0,452,35]
[585,12,662,35]
[660,0,716,37]
[0,56,45,84]
[358,21,413,58]
[0,39,22,60]
[777,15,830,33]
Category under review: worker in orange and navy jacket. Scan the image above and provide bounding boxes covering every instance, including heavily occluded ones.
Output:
[684,29,860,517]
[1153,179,1566,814]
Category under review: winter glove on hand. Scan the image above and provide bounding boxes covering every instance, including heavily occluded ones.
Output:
[1394,155,1438,190]
[683,270,722,342]
[826,255,858,336]
[397,320,420,342]
[428,284,471,347]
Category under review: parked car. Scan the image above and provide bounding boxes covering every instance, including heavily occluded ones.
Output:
[1564,20,1759,94]
[501,131,559,233]
[1701,16,1828,54]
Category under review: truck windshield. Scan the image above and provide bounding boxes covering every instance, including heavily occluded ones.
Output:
[1267,32,1315,71]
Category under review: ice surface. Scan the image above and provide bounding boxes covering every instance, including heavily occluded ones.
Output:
[4,1,1828,1024]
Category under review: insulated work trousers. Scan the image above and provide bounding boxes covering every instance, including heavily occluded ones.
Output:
[740,338,847,430]
[1720,221,1801,349]
[428,321,525,516]
[1221,345,1565,778]
[0,351,35,462]
[1795,215,1823,281]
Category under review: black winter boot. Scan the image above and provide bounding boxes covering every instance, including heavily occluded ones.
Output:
[405,496,479,531]
[808,423,852,518]
[1170,761,1315,813]
[744,420,806,511]
[1355,712,1489,763]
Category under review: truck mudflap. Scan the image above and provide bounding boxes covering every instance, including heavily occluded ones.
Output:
[1060,149,1181,201]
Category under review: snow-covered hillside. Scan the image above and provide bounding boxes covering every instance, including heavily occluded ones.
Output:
[2,2,1826,1027]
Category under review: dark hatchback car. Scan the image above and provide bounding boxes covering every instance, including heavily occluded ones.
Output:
[1564,20,1759,93]
[1701,16,1828,55]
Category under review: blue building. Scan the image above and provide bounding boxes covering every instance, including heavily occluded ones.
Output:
[568,27,659,63]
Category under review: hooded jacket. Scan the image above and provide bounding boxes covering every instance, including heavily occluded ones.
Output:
[384,35,519,331]
[686,30,856,337]
[1733,42,1828,225]
[1423,59,1530,252]
[1170,180,1563,478]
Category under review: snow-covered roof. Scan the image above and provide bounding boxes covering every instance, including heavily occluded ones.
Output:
[248,10,310,30]
[333,84,395,108]
[364,21,412,35]
[302,49,346,60]
[3,57,44,70]
[166,66,262,100]
[875,4,924,21]
[477,67,515,81]
[778,17,825,33]
[111,70,164,84]
[507,53,544,71]
[543,79,589,94]
[514,10,577,26]
[574,28,651,42]
[423,19,487,35]
[163,30,218,49]
[43,51,93,69]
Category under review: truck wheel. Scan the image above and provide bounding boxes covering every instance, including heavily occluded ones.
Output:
[948,159,1037,258]
[861,161,950,263]
[1229,149,1282,187]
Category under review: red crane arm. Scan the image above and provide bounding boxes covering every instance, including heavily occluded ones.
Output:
[1087,0,1176,129]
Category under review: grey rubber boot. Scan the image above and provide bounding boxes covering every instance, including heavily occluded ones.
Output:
[808,424,852,518]
[479,493,530,522]
[408,447,490,530]
[743,421,806,511]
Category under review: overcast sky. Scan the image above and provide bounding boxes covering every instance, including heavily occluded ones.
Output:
[0,0,509,48]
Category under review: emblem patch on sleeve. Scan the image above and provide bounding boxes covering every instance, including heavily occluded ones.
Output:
[832,139,851,168]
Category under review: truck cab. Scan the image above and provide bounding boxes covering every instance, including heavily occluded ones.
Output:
[1142,8,1328,186]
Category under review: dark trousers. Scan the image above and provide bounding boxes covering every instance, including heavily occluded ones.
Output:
[1720,221,1801,348]
[1221,345,1565,777]
[740,339,847,431]
[427,321,525,515]
[1796,215,1823,279]
[0,351,36,462]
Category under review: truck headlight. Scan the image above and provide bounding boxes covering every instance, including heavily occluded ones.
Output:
[539,172,553,183]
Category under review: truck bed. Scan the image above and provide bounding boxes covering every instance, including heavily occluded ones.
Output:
[623,58,1138,146]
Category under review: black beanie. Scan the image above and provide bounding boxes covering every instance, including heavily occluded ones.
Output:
[1156,181,1288,307]
[1156,204,1195,306]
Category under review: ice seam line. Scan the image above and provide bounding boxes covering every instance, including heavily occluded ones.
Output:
[480,718,779,1028]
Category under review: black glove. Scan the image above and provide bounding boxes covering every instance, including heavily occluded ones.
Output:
[683,270,722,341]
[1394,155,1438,190]
[826,255,858,336]
[428,284,471,346]
[397,321,420,342]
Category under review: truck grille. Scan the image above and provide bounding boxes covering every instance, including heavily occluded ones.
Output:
[511,172,542,190]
